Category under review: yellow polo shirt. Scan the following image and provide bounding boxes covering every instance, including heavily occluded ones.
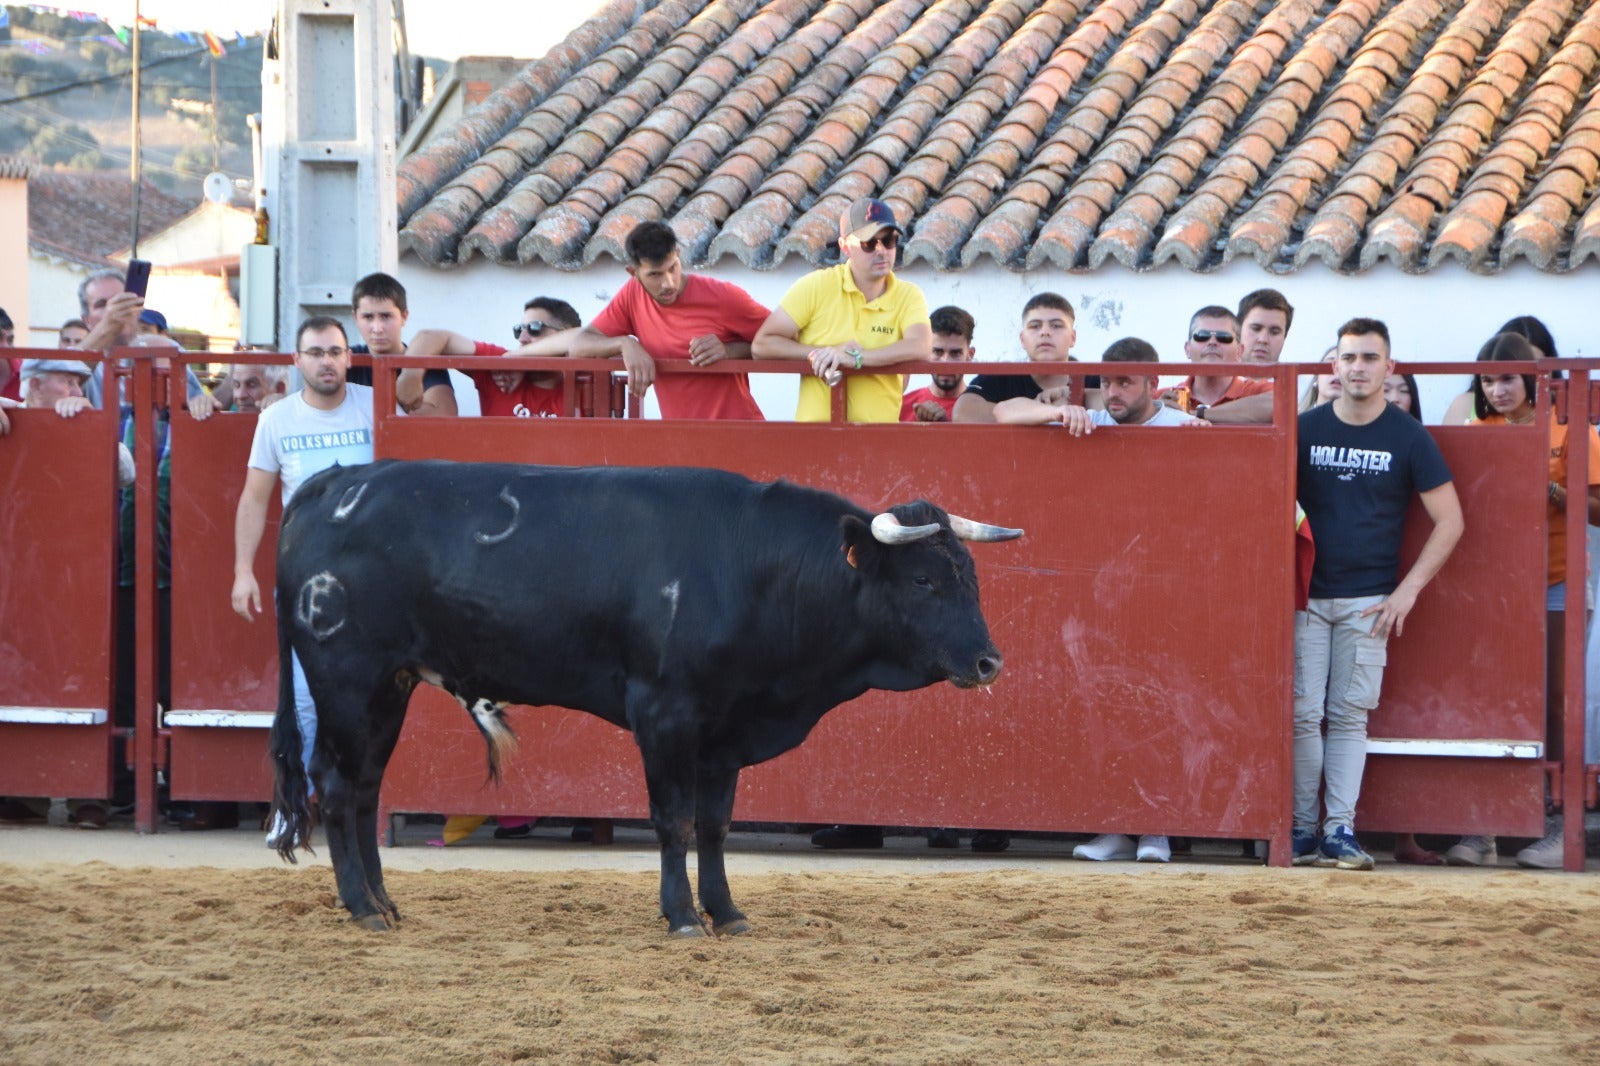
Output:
[781,263,930,423]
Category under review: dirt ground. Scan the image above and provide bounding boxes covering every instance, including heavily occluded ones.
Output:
[3,826,1600,1065]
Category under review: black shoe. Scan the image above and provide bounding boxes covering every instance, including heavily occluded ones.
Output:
[492,822,533,839]
[172,802,239,831]
[811,824,884,849]
[569,822,594,843]
[970,830,1011,853]
[928,828,960,849]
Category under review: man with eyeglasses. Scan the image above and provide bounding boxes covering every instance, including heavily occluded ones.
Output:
[407,298,582,418]
[231,316,375,844]
[753,197,931,422]
[569,220,769,419]
[1161,305,1272,421]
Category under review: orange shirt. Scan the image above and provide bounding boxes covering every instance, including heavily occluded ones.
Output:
[1174,374,1273,412]
[1476,414,1600,586]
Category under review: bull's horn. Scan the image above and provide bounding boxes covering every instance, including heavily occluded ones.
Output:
[948,514,1024,541]
[871,513,941,544]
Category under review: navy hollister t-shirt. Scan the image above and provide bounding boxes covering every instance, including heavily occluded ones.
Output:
[1297,402,1452,599]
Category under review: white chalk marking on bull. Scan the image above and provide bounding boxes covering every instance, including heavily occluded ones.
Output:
[659,581,680,673]
[331,482,367,522]
[296,572,347,640]
[474,486,521,545]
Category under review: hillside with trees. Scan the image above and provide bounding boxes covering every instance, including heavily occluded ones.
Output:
[0,5,262,195]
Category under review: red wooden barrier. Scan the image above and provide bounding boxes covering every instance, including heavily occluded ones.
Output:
[0,351,1581,868]
[0,350,118,802]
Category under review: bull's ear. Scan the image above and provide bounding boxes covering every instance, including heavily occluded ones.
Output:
[839,515,883,574]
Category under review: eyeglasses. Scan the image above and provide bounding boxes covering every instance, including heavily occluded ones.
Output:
[850,233,899,252]
[1191,330,1235,344]
[299,346,348,359]
[512,321,547,340]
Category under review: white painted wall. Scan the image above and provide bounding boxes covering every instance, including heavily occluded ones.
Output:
[399,255,1598,422]
[26,257,86,346]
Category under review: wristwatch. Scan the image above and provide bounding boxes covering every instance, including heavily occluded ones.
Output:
[1194,403,1209,420]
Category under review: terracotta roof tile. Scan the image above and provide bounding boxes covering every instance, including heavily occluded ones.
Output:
[28,171,192,269]
[1364,0,1571,272]
[1437,0,1600,271]
[398,0,1600,275]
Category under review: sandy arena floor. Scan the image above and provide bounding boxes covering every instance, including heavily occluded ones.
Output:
[2,821,1598,1064]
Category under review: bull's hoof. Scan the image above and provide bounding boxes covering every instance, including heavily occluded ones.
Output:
[351,912,393,932]
[667,923,709,938]
[713,917,752,937]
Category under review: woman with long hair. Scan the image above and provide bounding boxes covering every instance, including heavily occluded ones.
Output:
[1441,316,1559,425]
[1445,332,1600,868]
[1299,348,1338,412]
[1384,372,1423,422]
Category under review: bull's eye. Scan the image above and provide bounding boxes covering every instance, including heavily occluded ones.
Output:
[913,575,934,589]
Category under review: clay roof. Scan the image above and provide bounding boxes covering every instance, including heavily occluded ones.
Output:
[397,0,1600,274]
[27,170,193,269]
[0,155,36,181]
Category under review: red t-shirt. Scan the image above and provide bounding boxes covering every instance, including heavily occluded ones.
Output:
[900,386,958,422]
[591,274,768,421]
[466,341,564,418]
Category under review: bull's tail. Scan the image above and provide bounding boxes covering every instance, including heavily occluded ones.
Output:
[465,698,519,785]
[269,608,315,863]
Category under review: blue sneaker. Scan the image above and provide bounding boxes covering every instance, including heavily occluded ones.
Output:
[1316,826,1375,870]
[1291,827,1320,866]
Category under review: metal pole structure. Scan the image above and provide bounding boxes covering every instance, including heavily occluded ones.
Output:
[1562,365,1590,871]
[129,1,142,257]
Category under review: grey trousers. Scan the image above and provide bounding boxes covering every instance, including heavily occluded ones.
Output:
[1293,595,1388,833]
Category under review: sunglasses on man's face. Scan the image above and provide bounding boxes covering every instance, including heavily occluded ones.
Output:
[851,233,899,253]
[1191,330,1235,344]
[512,321,548,340]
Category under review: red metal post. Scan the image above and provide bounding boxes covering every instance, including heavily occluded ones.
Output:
[130,352,158,833]
[1562,366,1588,871]
[369,354,392,454]
[1269,363,1298,866]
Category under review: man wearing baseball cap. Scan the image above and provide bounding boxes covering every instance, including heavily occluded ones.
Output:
[20,357,93,410]
[753,197,931,422]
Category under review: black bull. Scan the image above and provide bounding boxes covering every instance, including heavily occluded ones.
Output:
[269,460,1019,935]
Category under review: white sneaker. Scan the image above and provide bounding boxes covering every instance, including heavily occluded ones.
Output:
[1135,835,1171,863]
[265,811,289,849]
[1516,830,1564,869]
[1444,836,1497,866]
[1073,833,1136,861]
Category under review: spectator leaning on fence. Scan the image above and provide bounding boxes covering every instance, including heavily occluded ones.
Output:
[753,197,931,423]
[406,297,581,418]
[953,292,1093,428]
[346,271,459,417]
[571,220,770,418]
[899,305,976,423]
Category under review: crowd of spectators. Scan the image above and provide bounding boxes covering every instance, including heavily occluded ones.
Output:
[0,196,1589,873]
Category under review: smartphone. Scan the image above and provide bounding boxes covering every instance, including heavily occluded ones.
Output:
[124,258,152,298]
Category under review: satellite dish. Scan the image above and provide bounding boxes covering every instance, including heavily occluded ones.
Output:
[202,171,233,205]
